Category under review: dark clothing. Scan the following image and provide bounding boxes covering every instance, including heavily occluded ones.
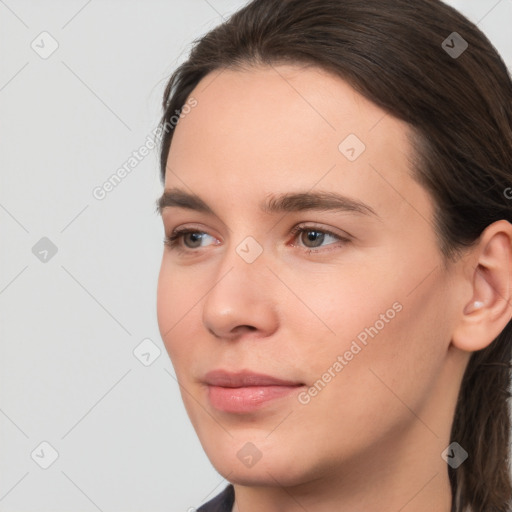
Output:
[197,484,235,512]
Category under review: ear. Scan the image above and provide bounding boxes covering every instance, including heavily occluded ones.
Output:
[452,220,512,352]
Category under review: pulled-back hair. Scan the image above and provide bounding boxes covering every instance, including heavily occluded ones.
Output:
[158,1,512,509]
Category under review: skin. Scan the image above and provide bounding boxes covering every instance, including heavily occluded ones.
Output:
[156,63,512,512]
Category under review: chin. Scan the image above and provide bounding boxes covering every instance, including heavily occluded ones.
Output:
[202,438,323,488]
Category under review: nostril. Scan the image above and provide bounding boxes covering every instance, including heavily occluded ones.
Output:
[237,325,257,332]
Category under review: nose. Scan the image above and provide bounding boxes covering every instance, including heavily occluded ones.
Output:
[201,245,279,341]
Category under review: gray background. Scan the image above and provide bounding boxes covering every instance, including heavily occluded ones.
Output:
[1,1,511,511]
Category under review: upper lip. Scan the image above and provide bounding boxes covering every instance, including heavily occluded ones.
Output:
[203,370,303,388]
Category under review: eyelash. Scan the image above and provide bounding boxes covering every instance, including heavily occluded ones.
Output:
[163,225,351,255]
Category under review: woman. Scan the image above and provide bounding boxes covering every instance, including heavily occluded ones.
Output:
[155,0,512,510]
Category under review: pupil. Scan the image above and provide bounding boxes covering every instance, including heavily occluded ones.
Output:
[186,232,203,248]
[303,230,324,248]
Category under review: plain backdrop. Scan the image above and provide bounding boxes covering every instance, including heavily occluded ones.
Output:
[1,1,511,511]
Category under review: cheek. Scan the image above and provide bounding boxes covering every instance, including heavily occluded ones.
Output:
[290,253,450,406]
[156,260,201,362]
[290,291,447,455]
[280,260,400,345]
[337,274,452,415]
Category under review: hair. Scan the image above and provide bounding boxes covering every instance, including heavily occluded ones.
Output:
[157,0,512,510]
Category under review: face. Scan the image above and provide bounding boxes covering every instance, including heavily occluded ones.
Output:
[157,64,464,487]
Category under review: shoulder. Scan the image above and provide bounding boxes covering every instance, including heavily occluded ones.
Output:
[197,484,235,512]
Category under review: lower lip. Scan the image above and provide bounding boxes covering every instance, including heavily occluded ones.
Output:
[207,385,302,413]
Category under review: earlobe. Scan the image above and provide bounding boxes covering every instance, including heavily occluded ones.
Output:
[452,220,512,353]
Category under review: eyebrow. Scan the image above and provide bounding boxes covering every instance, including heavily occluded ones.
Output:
[156,188,379,219]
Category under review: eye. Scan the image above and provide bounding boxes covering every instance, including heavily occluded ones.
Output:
[163,224,350,255]
[164,228,218,252]
[289,225,350,252]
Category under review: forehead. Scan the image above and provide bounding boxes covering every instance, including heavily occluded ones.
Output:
[169,64,405,159]
[164,64,433,228]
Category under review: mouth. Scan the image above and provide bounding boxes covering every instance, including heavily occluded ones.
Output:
[203,370,305,414]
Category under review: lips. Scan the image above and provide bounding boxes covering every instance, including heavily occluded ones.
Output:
[203,370,305,413]
[204,370,303,387]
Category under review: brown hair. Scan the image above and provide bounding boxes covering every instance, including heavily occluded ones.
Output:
[157,0,512,510]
